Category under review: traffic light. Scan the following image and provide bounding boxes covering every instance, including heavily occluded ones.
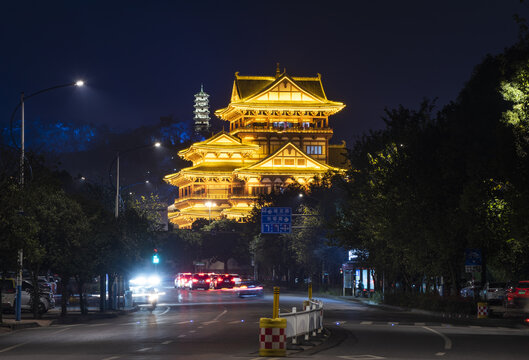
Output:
[152,248,160,264]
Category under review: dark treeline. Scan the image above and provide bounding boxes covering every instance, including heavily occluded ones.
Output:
[323,32,529,296]
[0,149,160,319]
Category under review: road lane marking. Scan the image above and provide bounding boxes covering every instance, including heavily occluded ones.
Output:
[360,321,373,325]
[102,356,121,360]
[51,327,71,335]
[228,320,244,324]
[160,306,171,315]
[198,326,204,328]
[178,334,186,338]
[189,330,196,333]
[89,323,108,327]
[0,343,27,353]
[203,309,228,325]
[177,320,193,324]
[435,352,446,356]
[162,340,173,345]
[136,347,152,352]
[423,326,452,350]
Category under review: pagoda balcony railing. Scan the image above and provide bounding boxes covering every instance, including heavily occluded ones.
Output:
[232,124,332,133]
[175,192,257,203]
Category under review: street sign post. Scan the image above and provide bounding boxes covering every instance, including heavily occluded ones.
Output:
[261,207,292,234]
[465,249,482,273]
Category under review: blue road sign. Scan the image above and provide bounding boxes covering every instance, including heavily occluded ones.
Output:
[261,207,292,233]
[465,249,482,266]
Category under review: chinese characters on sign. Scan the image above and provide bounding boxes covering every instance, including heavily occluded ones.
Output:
[261,207,292,234]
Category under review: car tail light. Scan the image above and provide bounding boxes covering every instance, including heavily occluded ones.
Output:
[218,277,223,281]
[206,279,211,283]
[192,279,198,283]
[231,278,236,282]
[241,285,248,289]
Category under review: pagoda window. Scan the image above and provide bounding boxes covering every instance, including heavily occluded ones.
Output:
[285,159,295,166]
[273,159,282,166]
[297,159,306,166]
[306,145,322,155]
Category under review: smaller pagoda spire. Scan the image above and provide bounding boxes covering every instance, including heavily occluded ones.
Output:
[275,62,281,78]
[193,84,211,136]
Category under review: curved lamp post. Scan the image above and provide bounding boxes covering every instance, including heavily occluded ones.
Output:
[109,142,161,218]
[9,80,84,321]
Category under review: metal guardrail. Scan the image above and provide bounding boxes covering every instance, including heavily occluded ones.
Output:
[279,299,324,341]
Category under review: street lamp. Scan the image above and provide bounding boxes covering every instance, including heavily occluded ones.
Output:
[111,142,161,218]
[205,201,216,225]
[9,80,84,322]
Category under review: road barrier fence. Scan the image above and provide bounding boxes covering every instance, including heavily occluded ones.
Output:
[279,299,324,343]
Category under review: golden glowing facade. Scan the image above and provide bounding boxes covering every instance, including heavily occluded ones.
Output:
[164,70,346,228]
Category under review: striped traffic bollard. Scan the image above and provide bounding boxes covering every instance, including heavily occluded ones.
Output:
[259,317,287,357]
[477,302,488,319]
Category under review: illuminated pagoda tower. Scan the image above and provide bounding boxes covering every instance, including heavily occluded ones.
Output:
[193,84,211,136]
[164,67,347,228]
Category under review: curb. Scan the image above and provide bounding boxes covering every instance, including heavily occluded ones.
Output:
[0,306,139,329]
[315,292,528,328]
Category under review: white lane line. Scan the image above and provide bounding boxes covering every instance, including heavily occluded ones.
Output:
[136,347,152,352]
[177,320,193,324]
[0,343,27,353]
[52,327,71,335]
[360,321,373,325]
[214,309,228,321]
[189,330,196,333]
[102,356,121,360]
[160,306,171,315]
[178,334,186,338]
[162,340,173,345]
[89,323,108,327]
[198,326,204,328]
[228,320,244,325]
[423,326,452,350]
[203,309,228,325]
[436,352,446,356]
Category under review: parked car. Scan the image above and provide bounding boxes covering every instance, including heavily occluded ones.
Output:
[460,280,482,298]
[174,273,193,289]
[236,280,264,297]
[504,280,529,308]
[482,282,507,304]
[212,274,240,289]
[1,278,55,313]
[190,273,212,290]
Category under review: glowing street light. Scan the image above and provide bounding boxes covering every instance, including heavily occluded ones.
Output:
[205,201,216,225]
[9,79,85,322]
[111,142,162,218]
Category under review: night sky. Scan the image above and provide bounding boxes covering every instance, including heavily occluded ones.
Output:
[1,0,525,147]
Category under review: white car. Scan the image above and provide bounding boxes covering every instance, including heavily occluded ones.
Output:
[483,282,507,304]
[1,278,55,313]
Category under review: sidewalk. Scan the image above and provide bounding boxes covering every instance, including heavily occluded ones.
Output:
[0,305,137,331]
[314,291,529,328]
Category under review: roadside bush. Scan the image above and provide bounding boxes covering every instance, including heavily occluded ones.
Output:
[384,293,477,315]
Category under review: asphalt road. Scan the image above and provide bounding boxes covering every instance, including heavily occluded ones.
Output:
[1,283,528,359]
